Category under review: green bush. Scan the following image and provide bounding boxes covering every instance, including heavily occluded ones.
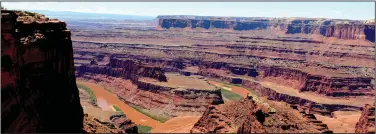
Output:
[220,88,243,101]
[112,105,123,114]
[128,104,169,123]
[104,87,113,93]
[137,125,153,133]
[77,83,97,104]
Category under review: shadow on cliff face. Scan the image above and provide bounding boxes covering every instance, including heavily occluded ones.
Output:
[364,25,375,42]
[1,10,84,133]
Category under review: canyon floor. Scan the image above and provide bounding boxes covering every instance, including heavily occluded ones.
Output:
[78,81,201,133]
[68,16,374,133]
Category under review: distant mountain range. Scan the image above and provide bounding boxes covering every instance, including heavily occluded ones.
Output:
[28,10,156,21]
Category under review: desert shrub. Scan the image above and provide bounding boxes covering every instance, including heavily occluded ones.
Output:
[137,125,153,133]
[128,104,170,123]
[77,83,97,104]
[112,105,123,114]
[220,88,243,101]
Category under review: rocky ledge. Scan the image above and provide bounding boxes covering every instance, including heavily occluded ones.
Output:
[355,104,375,133]
[157,15,375,42]
[190,97,332,133]
[1,9,83,132]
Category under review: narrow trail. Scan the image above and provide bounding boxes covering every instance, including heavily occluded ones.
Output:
[77,81,161,128]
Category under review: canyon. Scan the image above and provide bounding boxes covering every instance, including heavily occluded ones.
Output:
[2,9,375,133]
[158,15,375,42]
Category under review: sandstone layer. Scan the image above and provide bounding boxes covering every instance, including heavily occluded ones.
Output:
[191,97,332,133]
[1,10,84,132]
[199,68,369,116]
[157,15,375,42]
[199,63,374,97]
[355,104,375,133]
[1,9,139,133]
[66,12,374,133]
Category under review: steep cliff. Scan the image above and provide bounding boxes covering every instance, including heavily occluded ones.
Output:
[259,66,374,97]
[355,104,375,133]
[199,62,374,97]
[78,74,224,118]
[76,58,167,82]
[157,16,375,42]
[191,97,332,133]
[198,69,362,116]
[1,10,84,132]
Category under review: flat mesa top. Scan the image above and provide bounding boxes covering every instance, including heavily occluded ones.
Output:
[157,15,369,24]
[140,73,215,90]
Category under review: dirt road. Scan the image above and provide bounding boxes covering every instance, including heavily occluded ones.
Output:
[77,81,161,128]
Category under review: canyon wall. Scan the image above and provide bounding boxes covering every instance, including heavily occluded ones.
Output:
[191,97,332,133]
[1,10,84,132]
[355,104,375,133]
[199,62,374,97]
[259,66,374,97]
[75,54,224,118]
[198,69,361,116]
[157,16,375,42]
[76,58,167,82]
[78,73,224,118]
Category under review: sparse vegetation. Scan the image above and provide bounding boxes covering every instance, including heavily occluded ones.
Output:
[220,88,243,101]
[137,125,153,133]
[112,105,123,113]
[128,103,170,123]
[77,83,97,104]
[104,87,113,93]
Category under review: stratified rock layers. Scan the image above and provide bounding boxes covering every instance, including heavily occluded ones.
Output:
[199,63,374,97]
[190,98,332,133]
[1,10,84,132]
[355,104,375,133]
[157,16,375,42]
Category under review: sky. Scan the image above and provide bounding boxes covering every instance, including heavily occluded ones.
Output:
[2,2,375,20]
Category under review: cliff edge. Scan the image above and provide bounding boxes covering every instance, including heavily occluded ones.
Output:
[355,104,375,133]
[1,9,84,132]
[157,15,375,42]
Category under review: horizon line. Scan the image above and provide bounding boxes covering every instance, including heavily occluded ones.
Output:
[3,8,374,21]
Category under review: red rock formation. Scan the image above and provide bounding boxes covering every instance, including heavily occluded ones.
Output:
[1,10,84,132]
[109,114,138,133]
[191,97,333,133]
[76,58,167,82]
[355,104,375,133]
[157,16,375,42]
[78,74,224,118]
[109,58,167,81]
[259,66,374,97]
[191,98,260,133]
[83,114,118,133]
[199,69,361,116]
[83,113,138,133]
[199,63,374,97]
